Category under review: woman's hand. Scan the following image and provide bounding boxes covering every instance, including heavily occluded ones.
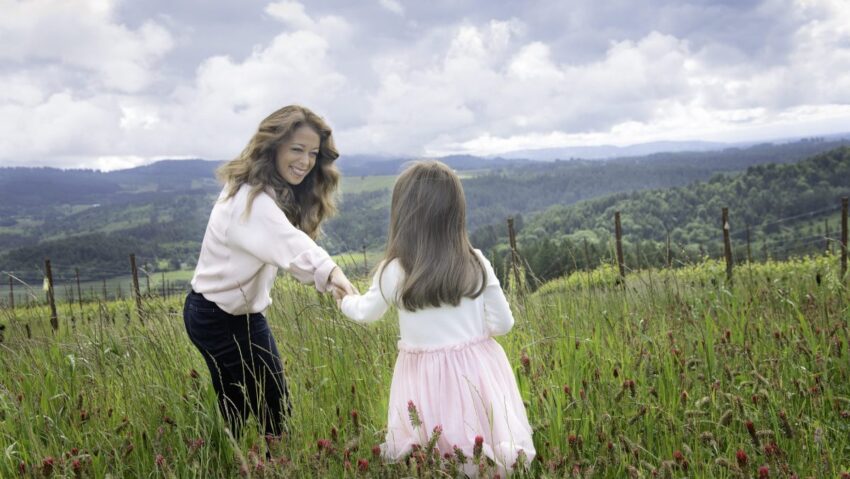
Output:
[328,267,357,298]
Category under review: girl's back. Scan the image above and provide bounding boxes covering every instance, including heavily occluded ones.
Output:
[342,249,513,349]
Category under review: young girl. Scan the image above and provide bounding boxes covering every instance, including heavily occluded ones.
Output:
[337,161,535,474]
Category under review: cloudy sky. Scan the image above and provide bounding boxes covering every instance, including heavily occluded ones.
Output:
[2,0,849,170]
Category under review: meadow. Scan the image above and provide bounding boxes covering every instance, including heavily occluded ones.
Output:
[0,255,848,478]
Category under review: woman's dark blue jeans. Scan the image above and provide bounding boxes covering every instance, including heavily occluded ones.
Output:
[183,290,291,437]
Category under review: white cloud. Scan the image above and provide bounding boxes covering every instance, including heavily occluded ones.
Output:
[2,0,850,168]
[378,0,404,16]
[0,0,173,93]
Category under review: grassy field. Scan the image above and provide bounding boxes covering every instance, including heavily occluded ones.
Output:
[0,255,848,477]
[339,175,397,195]
[7,269,195,307]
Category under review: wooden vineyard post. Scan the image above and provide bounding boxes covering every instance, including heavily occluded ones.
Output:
[45,259,58,331]
[507,217,521,291]
[75,268,83,310]
[130,254,143,321]
[842,197,848,281]
[722,208,733,283]
[825,219,831,254]
[8,276,13,310]
[614,211,625,281]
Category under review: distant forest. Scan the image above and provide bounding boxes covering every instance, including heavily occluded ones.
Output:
[485,146,850,285]
[1,138,847,283]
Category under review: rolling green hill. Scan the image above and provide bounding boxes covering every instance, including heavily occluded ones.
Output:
[490,146,850,285]
[2,138,847,285]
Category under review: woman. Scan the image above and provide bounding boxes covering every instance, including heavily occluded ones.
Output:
[183,105,356,438]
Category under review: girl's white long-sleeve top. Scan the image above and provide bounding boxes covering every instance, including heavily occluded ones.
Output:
[340,250,514,348]
[191,184,337,316]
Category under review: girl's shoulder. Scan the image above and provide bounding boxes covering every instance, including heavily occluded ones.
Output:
[376,257,404,281]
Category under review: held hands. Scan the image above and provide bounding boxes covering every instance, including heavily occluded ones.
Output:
[328,267,357,307]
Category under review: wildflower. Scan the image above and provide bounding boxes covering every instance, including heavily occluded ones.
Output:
[317,439,332,453]
[778,410,794,438]
[579,388,586,401]
[17,461,25,476]
[426,425,443,453]
[372,445,381,458]
[351,410,360,431]
[673,450,684,463]
[624,379,636,397]
[358,459,369,472]
[758,465,769,478]
[680,390,689,405]
[763,442,780,458]
[735,449,748,468]
[563,385,572,398]
[520,350,530,374]
[717,409,733,427]
[155,454,165,468]
[71,459,82,474]
[840,472,850,479]
[407,400,421,428]
[515,449,528,468]
[41,456,55,476]
[330,426,338,442]
[473,435,484,460]
[745,420,760,447]
[453,445,468,464]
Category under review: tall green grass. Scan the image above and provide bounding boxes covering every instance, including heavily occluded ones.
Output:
[1,256,848,477]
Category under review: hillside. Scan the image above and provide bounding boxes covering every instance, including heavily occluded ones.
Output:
[1,138,847,284]
[493,146,850,284]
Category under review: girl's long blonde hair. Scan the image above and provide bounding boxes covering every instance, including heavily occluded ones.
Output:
[381,160,486,311]
[217,105,340,238]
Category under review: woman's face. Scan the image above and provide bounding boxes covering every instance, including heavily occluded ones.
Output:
[276,125,321,185]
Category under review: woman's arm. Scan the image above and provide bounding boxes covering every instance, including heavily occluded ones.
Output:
[340,260,399,323]
[476,250,515,336]
[229,192,337,292]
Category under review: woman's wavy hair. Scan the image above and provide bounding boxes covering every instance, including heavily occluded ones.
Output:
[381,160,486,311]
[217,105,340,239]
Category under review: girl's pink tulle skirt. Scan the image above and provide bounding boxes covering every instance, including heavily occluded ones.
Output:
[382,336,535,473]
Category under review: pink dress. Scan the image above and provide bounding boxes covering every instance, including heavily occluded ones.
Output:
[341,250,535,473]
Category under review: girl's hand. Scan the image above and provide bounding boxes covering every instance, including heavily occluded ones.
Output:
[329,267,358,297]
[331,286,346,308]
